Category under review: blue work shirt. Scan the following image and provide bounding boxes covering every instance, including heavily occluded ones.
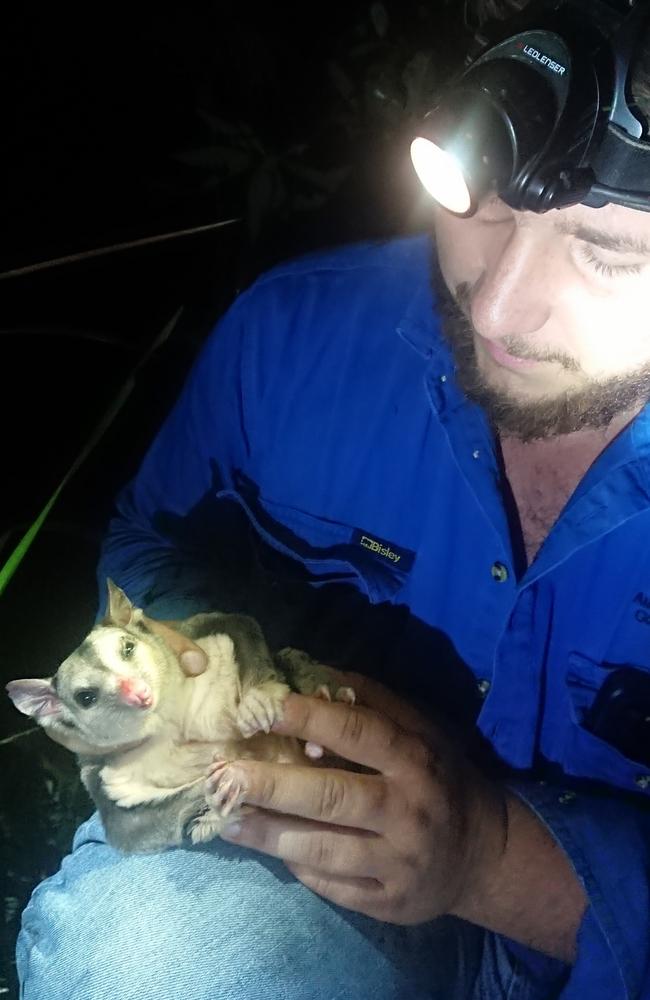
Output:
[99,233,650,999]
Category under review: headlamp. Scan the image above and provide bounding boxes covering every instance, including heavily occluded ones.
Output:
[411,0,650,215]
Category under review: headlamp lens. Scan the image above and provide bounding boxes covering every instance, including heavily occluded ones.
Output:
[410,137,472,214]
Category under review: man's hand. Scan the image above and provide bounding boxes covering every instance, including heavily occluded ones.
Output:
[141,614,208,677]
[208,673,509,925]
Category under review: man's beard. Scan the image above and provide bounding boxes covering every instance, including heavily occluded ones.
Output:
[430,256,650,441]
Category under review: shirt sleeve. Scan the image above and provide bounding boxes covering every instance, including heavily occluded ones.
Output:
[507,778,650,999]
[96,288,254,622]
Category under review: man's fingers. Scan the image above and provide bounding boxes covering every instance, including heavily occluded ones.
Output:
[141,615,208,676]
[332,670,439,739]
[272,693,422,774]
[223,810,383,877]
[179,649,208,676]
[210,760,388,832]
[286,862,386,916]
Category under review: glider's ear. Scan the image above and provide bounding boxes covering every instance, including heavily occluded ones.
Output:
[6,678,62,719]
[104,578,136,627]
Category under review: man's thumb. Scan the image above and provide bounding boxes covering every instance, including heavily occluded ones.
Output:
[180,648,208,677]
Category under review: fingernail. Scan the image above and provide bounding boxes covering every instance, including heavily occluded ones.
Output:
[221,821,242,839]
[205,769,227,793]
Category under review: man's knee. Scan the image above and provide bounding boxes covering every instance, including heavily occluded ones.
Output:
[17,819,422,1000]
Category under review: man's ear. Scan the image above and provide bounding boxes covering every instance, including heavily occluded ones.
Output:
[104,578,137,627]
[6,678,62,719]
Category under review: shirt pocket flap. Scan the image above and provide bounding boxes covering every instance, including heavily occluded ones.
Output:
[215,486,412,603]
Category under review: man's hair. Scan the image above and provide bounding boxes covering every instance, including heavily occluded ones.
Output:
[468,0,650,122]
[470,0,528,23]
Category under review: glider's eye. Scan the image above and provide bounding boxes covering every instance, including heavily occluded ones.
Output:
[74,688,99,709]
[121,638,136,660]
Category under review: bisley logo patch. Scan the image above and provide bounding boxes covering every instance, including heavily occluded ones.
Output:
[353,530,415,572]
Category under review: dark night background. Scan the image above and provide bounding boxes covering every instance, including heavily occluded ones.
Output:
[0,3,471,995]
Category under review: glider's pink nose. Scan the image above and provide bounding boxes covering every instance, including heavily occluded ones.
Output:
[118,677,153,709]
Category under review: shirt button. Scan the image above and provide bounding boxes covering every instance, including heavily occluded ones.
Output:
[472,449,480,459]
[636,775,650,790]
[477,679,491,698]
[558,791,577,805]
[491,561,509,583]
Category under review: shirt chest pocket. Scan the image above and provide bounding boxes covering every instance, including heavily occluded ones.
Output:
[562,651,650,796]
[215,486,412,605]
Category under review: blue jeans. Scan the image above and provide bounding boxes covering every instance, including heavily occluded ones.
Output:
[17,813,567,999]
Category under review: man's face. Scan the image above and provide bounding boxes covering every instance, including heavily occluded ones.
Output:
[432,195,650,439]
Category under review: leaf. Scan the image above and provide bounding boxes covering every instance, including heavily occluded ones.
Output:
[328,60,357,105]
[402,50,439,114]
[364,67,406,124]
[284,161,349,194]
[370,2,389,38]
[4,896,18,925]
[174,144,252,174]
[196,110,254,138]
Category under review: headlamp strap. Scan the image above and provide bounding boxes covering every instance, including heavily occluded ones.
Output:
[594,123,650,189]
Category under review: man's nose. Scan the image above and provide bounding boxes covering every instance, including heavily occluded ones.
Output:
[469,226,553,342]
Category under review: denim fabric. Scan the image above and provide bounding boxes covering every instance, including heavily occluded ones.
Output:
[17,813,567,1000]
